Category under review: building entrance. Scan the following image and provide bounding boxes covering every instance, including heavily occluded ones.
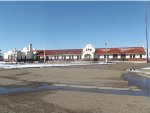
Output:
[84,54,91,59]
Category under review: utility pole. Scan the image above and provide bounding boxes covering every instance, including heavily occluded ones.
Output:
[0,49,2,61]
[105,42,108,64]
[43,40,46,63]
[44,49,46,63]
[145,2,149,63]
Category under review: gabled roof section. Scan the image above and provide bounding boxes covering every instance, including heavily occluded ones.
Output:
[95,47,146,55]
[36,49,82,56]
[21,47,29,52]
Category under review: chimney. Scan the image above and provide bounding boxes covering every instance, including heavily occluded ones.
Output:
[29,44,32,51]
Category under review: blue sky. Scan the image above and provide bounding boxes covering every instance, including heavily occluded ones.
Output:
[0,1,149,52]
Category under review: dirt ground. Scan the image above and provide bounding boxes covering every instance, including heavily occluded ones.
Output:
[0,62,150,113]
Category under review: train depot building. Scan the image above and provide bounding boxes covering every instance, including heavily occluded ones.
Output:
[3,44,146,62]
[34,44,146,62]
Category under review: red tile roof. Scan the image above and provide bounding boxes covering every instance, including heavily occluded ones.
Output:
[95,47,146,55]
[35,47,146,56]
[36,49,82,56]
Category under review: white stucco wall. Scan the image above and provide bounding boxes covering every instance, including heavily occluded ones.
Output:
[21,44,33,60]
[82,44,95,59]
[66,56,69,59]
[100,55,104,59]
[135,54,140,58]
[118,55,121,59]
[142,54,146,58]
[126,54,130,59]
[4,49,17,60]
[4,44,33,61]
[73,56,77,59]
[58,56,62,59]
[109,55,113,59]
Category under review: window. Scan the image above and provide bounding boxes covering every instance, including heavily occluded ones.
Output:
[113,54,118,59]
[104,55,109,58]
[133,54,135,58]
[79,55,81,59]
[104,55,106,58]
[130,54,132,58]
[107,55,109,58]
[86,48,92,51]
[121,54,126,60]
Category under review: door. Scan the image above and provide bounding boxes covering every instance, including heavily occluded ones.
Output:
[113,54,118,60]
[121,54,126,60]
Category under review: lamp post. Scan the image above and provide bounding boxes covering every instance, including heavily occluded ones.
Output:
[0,49,1,61]
[43,39,46,63]
[145,2,149,63]
[105,42,108,64]
[44,49,46,63]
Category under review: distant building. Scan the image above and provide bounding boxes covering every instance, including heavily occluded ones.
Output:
[3,43,147,62]
[3,44,33,62]
[34,44,147,62]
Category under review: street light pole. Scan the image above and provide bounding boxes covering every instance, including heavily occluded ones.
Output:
[105,42,108,64]
[43,39,46,63]
[44,49,46,63]
[145,2,149,63]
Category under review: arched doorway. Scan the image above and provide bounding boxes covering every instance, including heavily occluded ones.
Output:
[84,54,91,59]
